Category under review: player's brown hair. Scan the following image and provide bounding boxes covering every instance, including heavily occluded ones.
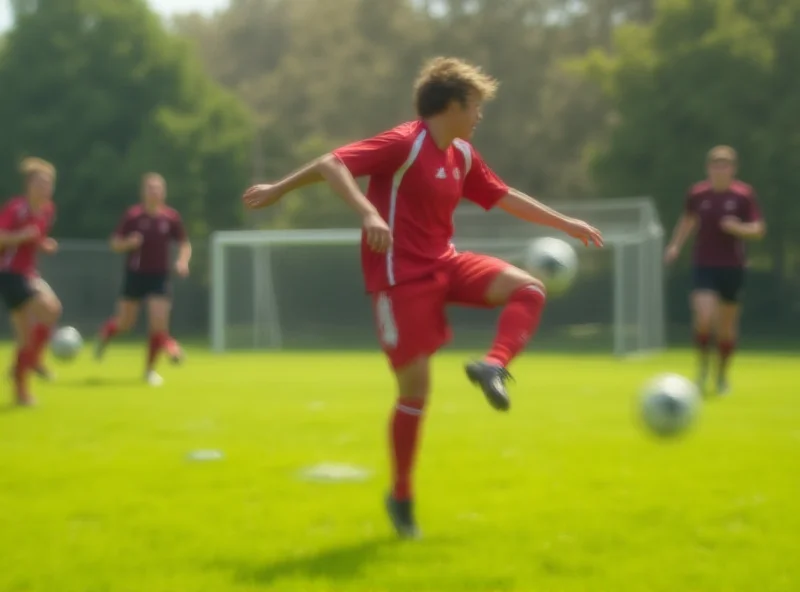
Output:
[141,172,166,187]
[413,57,499,118]
[19,157,56,185]
[707,145,737,163]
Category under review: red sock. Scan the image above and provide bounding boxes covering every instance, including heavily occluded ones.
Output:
[31,323,52,367]
[390,397,425,501]
[14,345,35,399]
[100,318,119,342]
[163,336,181,358]
[147,332,167,371]
[695,332,710,352]
[485,284,546,367]
[718,340,736,375]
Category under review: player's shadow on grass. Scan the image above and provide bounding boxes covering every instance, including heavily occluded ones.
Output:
[218,536,403,585]
[52,376,144,388]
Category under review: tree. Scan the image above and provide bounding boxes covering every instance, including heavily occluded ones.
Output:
[580,0,800,317]
[0,0,253,238]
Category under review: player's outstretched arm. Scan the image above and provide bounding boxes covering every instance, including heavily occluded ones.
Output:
[665,214,697,263]
[498,189,604,247]
[242,154,391,253]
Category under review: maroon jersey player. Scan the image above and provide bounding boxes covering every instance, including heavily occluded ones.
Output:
[0,158,63,406]
[95,173,192,386]
[665,146,766,394]
[242,57,603,538]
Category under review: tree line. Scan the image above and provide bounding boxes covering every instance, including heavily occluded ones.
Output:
[0,0,797,315]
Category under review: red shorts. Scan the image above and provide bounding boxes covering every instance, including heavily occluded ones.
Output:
[370,252,510,369]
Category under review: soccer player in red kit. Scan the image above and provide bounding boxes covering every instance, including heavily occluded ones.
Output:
[0,158,62,406]
[665,146,765,395]
[95,173,192,387]
[243,57,603,538]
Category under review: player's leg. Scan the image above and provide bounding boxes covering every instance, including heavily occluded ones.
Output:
[386,356,431,539]
[144,294,172,386]
[9,284,60,405]
[448,253,546,411]
[715,268,744,394]
[374,279,448,539]
[27,277,62,380]
[690,267,719,390]
[96,270,142,360]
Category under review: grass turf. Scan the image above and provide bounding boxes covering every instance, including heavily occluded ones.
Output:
[0,345,798,591]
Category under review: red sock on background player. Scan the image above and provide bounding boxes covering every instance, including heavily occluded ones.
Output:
[30,323,52,369]
[147,332,167,371]
[14,343,36,405]
[390,397,425,501]
[485,284,546,367]
[718,339,735,377]
[99,318,119,344]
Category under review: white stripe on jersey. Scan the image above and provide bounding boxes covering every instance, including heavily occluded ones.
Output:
[453,138,473,175]
[386,130,427,287]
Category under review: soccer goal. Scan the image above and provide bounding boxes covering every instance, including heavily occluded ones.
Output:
[210,197,665,357]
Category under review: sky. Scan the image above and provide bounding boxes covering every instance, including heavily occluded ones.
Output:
[0,0,231,32]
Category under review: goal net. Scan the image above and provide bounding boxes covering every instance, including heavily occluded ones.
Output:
[210,198,664,357]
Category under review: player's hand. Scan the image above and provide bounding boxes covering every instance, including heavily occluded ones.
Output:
[242,184,284,210]
[127,232,144,249]
[175,259,190,278]
[16,225,41,244]
[564,219,604,247]
[39,237,58,254]
[664,243,680,264]
[720,216,742,235]
[362,211,392,253]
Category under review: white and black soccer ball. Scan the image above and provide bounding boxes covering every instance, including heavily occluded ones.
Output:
[639,373,700,437]
[523,237,578,295]
[50,326,83,361]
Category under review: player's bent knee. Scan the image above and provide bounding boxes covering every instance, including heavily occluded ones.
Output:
[485,267,546,306]
[394,356,431,401]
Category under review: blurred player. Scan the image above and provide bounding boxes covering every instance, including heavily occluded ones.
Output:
[0,158,62,406]
[665,146,766,394]
[242,57,603,538]
[95,173,191,386]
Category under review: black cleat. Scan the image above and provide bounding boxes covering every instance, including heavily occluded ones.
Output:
[385,494,420,539]
[465,361,513,411]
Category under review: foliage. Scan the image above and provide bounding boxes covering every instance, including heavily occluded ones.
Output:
[0,0,253,238]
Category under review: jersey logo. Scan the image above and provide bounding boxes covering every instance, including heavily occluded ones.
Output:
[453,168,461,180]
[139,219,151,230]
[160,220,170,234]
[725,200,736,211]
[435,167,447,180]
[700,200,711,210]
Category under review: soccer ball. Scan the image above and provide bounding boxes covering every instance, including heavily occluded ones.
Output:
[523,237,578,295]
[639,373,700,437]
[50,326,83,361]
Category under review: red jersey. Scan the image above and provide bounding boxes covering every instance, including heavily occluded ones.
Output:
[332,120,509,292]
[685,180,761,267]
[114,205,186,274]
[0,197,55,276]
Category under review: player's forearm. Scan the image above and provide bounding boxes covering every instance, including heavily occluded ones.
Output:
[668,216,696,250]
[316,154,380,218]
[177,241,192,265]
[273,160,325,195]
[110,236,135,253]
[0,230,31,246]
[498,189,574,231]
[731,221,766,240]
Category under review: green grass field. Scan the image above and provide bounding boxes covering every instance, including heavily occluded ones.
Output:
[1,345,798,592]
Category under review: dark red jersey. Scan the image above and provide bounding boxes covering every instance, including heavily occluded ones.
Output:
[0,197,55,276]
[685,180,761,267]
[113,205,186,274]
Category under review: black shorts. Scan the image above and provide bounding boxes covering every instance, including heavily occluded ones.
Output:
[122,271,170,301]
[692,266,745,303]
[0,272,36,311]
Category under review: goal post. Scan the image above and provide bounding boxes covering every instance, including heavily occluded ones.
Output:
[210,198,665,356]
